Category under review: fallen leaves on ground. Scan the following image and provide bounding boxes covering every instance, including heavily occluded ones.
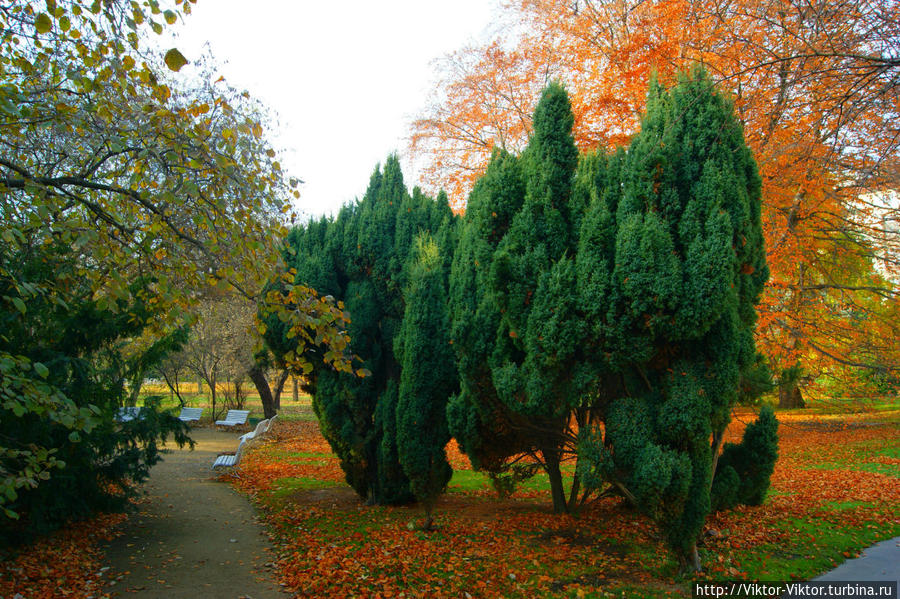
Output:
[0,512,126,598]
[226,411,899,598]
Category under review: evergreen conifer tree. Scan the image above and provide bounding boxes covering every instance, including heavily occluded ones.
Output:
[267,156,456,505]
[395,236,456,528]
[574,67,772,570]
[450,68,775,569]
[448,84,593,513]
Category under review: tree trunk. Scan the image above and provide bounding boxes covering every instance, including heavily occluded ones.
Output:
[272,370,290,410]
[249,365,276,419]
[778,382,805,408]
[127,367,144,407]
[542,447,568,514]
[567,470,581,513]
[709,428,727,492]
[682,543,702,573]
[162,371,185,406]
[209,375,217,420]
[197,377,203,395]
[292,376,299,402]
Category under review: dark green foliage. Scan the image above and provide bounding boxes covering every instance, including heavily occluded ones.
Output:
[395,238,456,522]
[269,156,456,505]
[451,68,771,569]
[448,83,588,513]
[575,67,769,568]
[0,241,192,545]
[712,406,779,511]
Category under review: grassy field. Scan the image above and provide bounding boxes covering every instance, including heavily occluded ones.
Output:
[221,402,900,598]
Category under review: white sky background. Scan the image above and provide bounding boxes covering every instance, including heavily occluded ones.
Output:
[168,1,499,219]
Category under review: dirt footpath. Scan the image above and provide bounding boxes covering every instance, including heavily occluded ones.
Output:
[102,427,286,598]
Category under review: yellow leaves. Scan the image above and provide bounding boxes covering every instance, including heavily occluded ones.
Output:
[34,13,52,33]
[163,48,188,72]
[153,84,171,103]
[186,102,210,118]
[122,55,135,70]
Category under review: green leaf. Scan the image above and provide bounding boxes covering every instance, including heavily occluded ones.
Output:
[68,431,81,443]
[164,48,188,72]
[163,10,177,24]
[35,13,53,34]
[11,297,26,315]
[33,362,49,378]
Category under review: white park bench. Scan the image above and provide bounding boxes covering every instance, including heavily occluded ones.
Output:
[212,437,247,470]
[263,414,278,434]
[177,407,203,423]
[115,407,142,422]
[214,409,250,429]
[239,414,278,443]
[239,418,268,443]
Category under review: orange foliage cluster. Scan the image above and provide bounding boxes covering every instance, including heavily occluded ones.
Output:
[232,413,898,596]
[410,0,900,391]
[0,512,126,598]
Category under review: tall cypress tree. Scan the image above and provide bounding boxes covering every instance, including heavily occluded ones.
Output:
[395,236,456,528]
[575,67,772,570]
[267,156,456,505]
[448,83,591,513]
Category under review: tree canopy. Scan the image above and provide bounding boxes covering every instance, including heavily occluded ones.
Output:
[0,0,351,524]
[448,69,775,569]
[411,0,900,398]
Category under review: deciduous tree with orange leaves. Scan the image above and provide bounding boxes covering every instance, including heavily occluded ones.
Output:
[410,0,900,401]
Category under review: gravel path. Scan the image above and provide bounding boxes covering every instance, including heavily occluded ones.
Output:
[101,427,286,598]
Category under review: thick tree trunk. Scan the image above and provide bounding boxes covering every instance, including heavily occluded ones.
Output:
[292,376,299,402]
[209,375,217,420]
[542,447,568,514]
[197,377,202,395]
[272,370,290,410]
[567,470,581,513]
[778,382,805,408]
[249,365,277,419]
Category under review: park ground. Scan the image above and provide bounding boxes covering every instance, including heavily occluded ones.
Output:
[0,395,897,598]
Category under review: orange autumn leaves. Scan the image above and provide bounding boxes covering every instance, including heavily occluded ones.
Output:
[410,0,900,391]
[0,512,126,599]
[225,421,346,494]
[227,413,897,597]
[4,411,895,597]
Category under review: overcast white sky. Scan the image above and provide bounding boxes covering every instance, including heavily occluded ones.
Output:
[169,1,498,219]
